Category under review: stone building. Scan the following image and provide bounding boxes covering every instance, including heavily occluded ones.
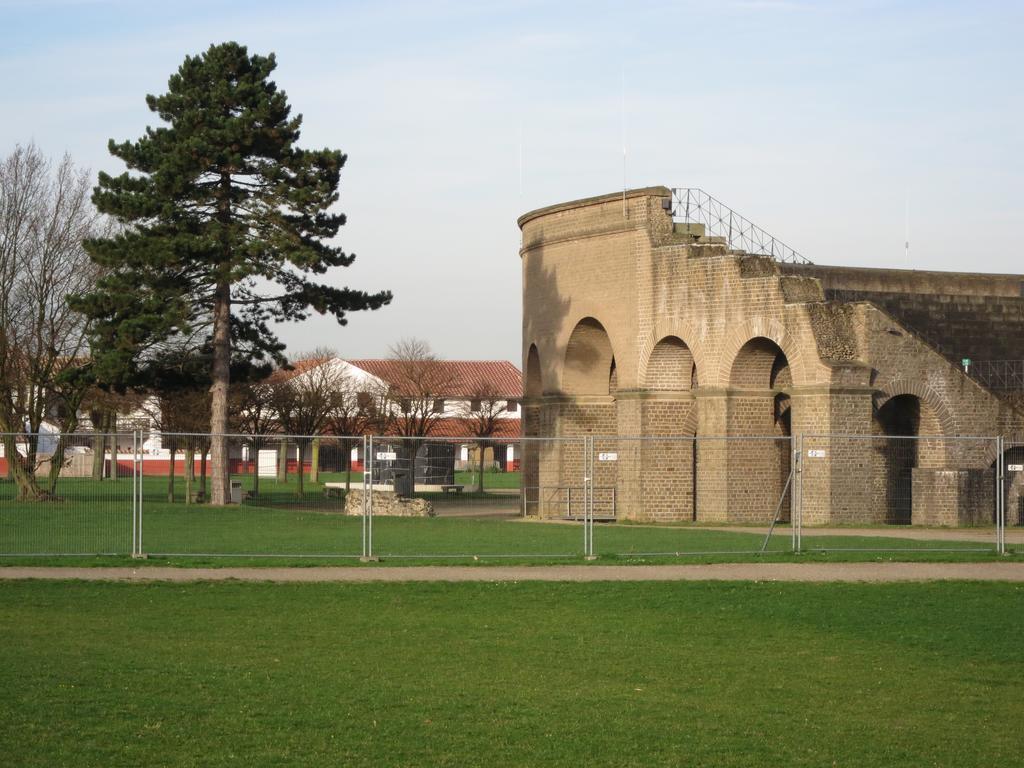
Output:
[519,186,1024,526]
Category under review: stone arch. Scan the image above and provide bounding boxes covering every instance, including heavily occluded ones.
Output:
[998,445,1024,527]
[562,317,616,396]
[872,390,954,526]
[644,336,696,391]
[525,344,543,398]
[637,319,706,390]
[874,382,958,437]
[729,336,791,390]
[718,318,807,388]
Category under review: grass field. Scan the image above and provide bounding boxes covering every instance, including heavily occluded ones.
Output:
[0,474,1013,564]
[1,580,1022,767]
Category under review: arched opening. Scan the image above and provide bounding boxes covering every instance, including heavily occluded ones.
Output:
[999,445,1024,527]
[562,318,615,396]
[723,337,793,524]
[730,337,790,391]
[645,336,696,391]
[774,393,792,437]
[874,394,945,524]
[525,344,542,399]
[641,337,699,520]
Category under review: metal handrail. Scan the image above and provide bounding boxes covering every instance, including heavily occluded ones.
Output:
[968,360,1024,392]
[520,485,617,519]
[670,188,812,265]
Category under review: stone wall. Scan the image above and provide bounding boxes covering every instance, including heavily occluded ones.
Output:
[343,489,434,517]
[521,187,1024,526]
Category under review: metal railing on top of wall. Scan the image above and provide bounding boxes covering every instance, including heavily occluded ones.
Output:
[670,187,812,265]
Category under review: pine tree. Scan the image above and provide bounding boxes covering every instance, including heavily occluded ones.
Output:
[73,42,391,504]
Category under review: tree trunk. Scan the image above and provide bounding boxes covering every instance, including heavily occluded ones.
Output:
[209,279,232,505]
[166,441,177,503]
[106,413,119,481]
[295,440,306,497]
[91,429,106,481]
[277,442,288,483]
[184,443,195,505]
[476,441,486,494]
[250,439,260,498]
[199,443,209,501]
[310,438,320,484]
[343,439,352,492]
[3,434,45,501]
[46,426,78,495]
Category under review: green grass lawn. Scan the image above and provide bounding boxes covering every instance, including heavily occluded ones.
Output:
[0,474,1013,564]
[1,580,1022,767]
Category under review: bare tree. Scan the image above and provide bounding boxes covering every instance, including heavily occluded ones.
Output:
[268,349,347,496]
[382,339,458,438]
[229,379,276,498]
[377,339,459,495]
[141,387,210,503]
[328,374,387,492]
[0,144,105,500]
[459,381,509,494]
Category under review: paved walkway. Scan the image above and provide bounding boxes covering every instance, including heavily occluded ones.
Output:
[2,562,1024,582]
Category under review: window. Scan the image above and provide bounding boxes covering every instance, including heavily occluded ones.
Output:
[505,400,519,413]
[356,391,372,409]
[432,398,445,414]
[470,399,481,412]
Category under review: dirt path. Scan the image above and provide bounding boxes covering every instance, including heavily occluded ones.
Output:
[710,526,1023,543]
[2,562,1024,583]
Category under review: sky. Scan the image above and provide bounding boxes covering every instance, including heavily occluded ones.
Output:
[2,0,1022,365]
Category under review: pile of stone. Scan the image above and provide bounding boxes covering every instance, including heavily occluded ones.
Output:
[343,489,435,518]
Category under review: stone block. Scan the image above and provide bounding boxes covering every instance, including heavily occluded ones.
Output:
[343,489,435,517]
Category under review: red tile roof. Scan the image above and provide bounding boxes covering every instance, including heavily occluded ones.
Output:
[320,418,521,439]
[344,359,522,398]
[421,418,522,439]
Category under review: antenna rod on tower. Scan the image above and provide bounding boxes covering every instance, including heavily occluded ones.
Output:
[905,196,910,262]
[518,119,523,198]
[621,67,627,217]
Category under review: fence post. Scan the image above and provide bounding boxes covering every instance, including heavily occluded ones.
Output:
[997,436,1005,555]
[131,430,137,558]
[361,435,369,560]
[794,434,803,553]
[363,434,375,562]
[584,436,595,559]
[139,434,144,557]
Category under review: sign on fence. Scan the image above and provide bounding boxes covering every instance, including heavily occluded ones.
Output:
[376,451,397,461]
[598,452,618,462]
[1009,464,1024,472]
[807,449,826,458]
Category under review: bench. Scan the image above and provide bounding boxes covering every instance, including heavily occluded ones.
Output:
[440,484,464,495]
[323,482,346,498]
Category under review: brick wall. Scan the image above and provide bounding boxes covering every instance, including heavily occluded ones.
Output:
[521,187,1024,525]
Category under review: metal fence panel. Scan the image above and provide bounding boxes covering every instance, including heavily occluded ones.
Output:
[1004,440,1024,555]
[0,432,135,556]
[3,429,1018,560]
[589,436,796,557]
[365,435,586,559]
[798,434,1000,553]
[139,432,364,558]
